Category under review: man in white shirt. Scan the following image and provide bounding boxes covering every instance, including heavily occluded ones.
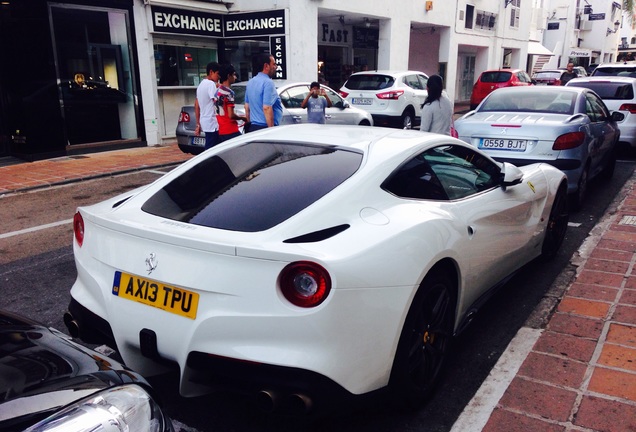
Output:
[195,62,220,149]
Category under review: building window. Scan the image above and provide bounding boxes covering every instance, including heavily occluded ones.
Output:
[509,0,520,28]
[155,45,217,87]
[465,5,474,29]
[475,10,497,30]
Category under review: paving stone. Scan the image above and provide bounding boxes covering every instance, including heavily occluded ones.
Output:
[581,258,630,275]
[613,304,636,325]
[533,331,597,363]
[597,343,636,372]
[596,238,636,253]
[606,323,636,348]
[483,408,565,432]
[576,269,625,288]
[588,367,636,402]
[547,313,603,340]
[567,282,619,302]
[574,395,636,432]
[590,248,633,262]
[518,351,587,388]
[498,377,577,422]
[558,297,610,319]
[620,289,636,306]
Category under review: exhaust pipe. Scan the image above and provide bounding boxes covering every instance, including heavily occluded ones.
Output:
[63,312,80,338]
[256,390,279,413]
[285,393,313,414]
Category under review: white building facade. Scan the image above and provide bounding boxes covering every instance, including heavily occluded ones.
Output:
[541,0,623,69]
[133,0,623,145]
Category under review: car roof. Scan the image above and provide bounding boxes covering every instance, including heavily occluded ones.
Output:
[348,70,428,77]
[490,86,587,96]
[481,68,523,73]
[567,76,636,83]
[596,62,636,68]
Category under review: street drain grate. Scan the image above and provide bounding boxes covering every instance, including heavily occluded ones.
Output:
[618,215,636,226]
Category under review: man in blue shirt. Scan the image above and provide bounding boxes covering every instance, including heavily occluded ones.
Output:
[245,53,282,131]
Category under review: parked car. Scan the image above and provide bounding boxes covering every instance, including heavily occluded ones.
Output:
[176,81,372,155]
[66,124,568,413]
[566,76,636,149]
[455,86,622,208]
[469,69,533,110]
[532,69,566,86]
[591,62,636,77]
[586,63,599,75]
[0,309,174,432]
[338,70,429,129]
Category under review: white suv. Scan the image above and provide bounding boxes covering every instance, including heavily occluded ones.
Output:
[566,76,636,148]
[339,70,429,129]
[590,63,636,77]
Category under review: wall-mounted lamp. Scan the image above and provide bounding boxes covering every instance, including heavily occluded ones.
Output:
[606,20,620,36]
[364,18,371,28]
[338,15,345,26]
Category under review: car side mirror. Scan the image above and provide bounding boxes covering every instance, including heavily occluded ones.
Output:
[501,162,523,188]
[342,100,350,109]
[611,111,625,122]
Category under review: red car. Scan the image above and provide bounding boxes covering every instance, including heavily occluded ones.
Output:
[470,69,533,110]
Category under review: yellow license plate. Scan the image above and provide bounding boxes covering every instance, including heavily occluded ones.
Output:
[112,271,199,319]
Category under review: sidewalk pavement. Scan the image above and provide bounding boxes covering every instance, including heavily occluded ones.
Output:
[0,138,634,431]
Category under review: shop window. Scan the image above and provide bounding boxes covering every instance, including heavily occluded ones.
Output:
[50,4,138,146]
[155,45,217,87]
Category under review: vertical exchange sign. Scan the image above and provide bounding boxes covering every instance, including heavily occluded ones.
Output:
[271,36,286,79]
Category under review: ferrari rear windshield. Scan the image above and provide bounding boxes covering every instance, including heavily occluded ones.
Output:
[142,142,363,232]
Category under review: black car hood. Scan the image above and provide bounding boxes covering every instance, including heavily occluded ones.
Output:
[0,310,143,430]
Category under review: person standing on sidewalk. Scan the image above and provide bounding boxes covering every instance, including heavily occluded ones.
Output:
[301,82,332,124]
[560,62,577,86]
[419,74,453,136]
[195,62,220,149]
[244,53,282,131]
[215,64,247,143]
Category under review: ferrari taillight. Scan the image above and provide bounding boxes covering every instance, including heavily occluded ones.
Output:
[376,90,404,100]
[553,132,586,150]
[619,103,636,114]
[279,261,331,308]
[178,111,191,123]
[73,211,85,247]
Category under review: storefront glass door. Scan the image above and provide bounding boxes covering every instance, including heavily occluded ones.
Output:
[50,4,138,146]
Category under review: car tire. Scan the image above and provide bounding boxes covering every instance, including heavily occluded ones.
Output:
[600,145,617,181]
[541,182,568,260]
[389,269,456,408]
[358,120,371,126]
[401,108,415,129]
[571,163,589,211]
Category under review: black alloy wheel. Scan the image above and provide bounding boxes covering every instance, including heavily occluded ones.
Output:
[542,182,569,259]
[390,271,455,408]
[401,108,414,129]
[572,164,589,210]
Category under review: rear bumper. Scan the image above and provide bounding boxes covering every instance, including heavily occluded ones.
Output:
[66,297,356,412]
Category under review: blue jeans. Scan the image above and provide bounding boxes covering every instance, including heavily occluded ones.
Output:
[204,130,219,149]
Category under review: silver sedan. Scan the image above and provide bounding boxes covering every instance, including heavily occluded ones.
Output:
[454,86,622,208]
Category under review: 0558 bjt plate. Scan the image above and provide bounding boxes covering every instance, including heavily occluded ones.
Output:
[112,271,199,319]
[479,138,527,151]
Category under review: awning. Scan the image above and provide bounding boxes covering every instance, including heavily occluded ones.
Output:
[528,41,554,56]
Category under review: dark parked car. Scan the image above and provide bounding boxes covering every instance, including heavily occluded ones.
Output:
[0,310,174,432]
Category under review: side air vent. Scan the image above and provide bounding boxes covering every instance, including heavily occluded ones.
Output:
[112,196,132,208]
[283,224,350,243]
